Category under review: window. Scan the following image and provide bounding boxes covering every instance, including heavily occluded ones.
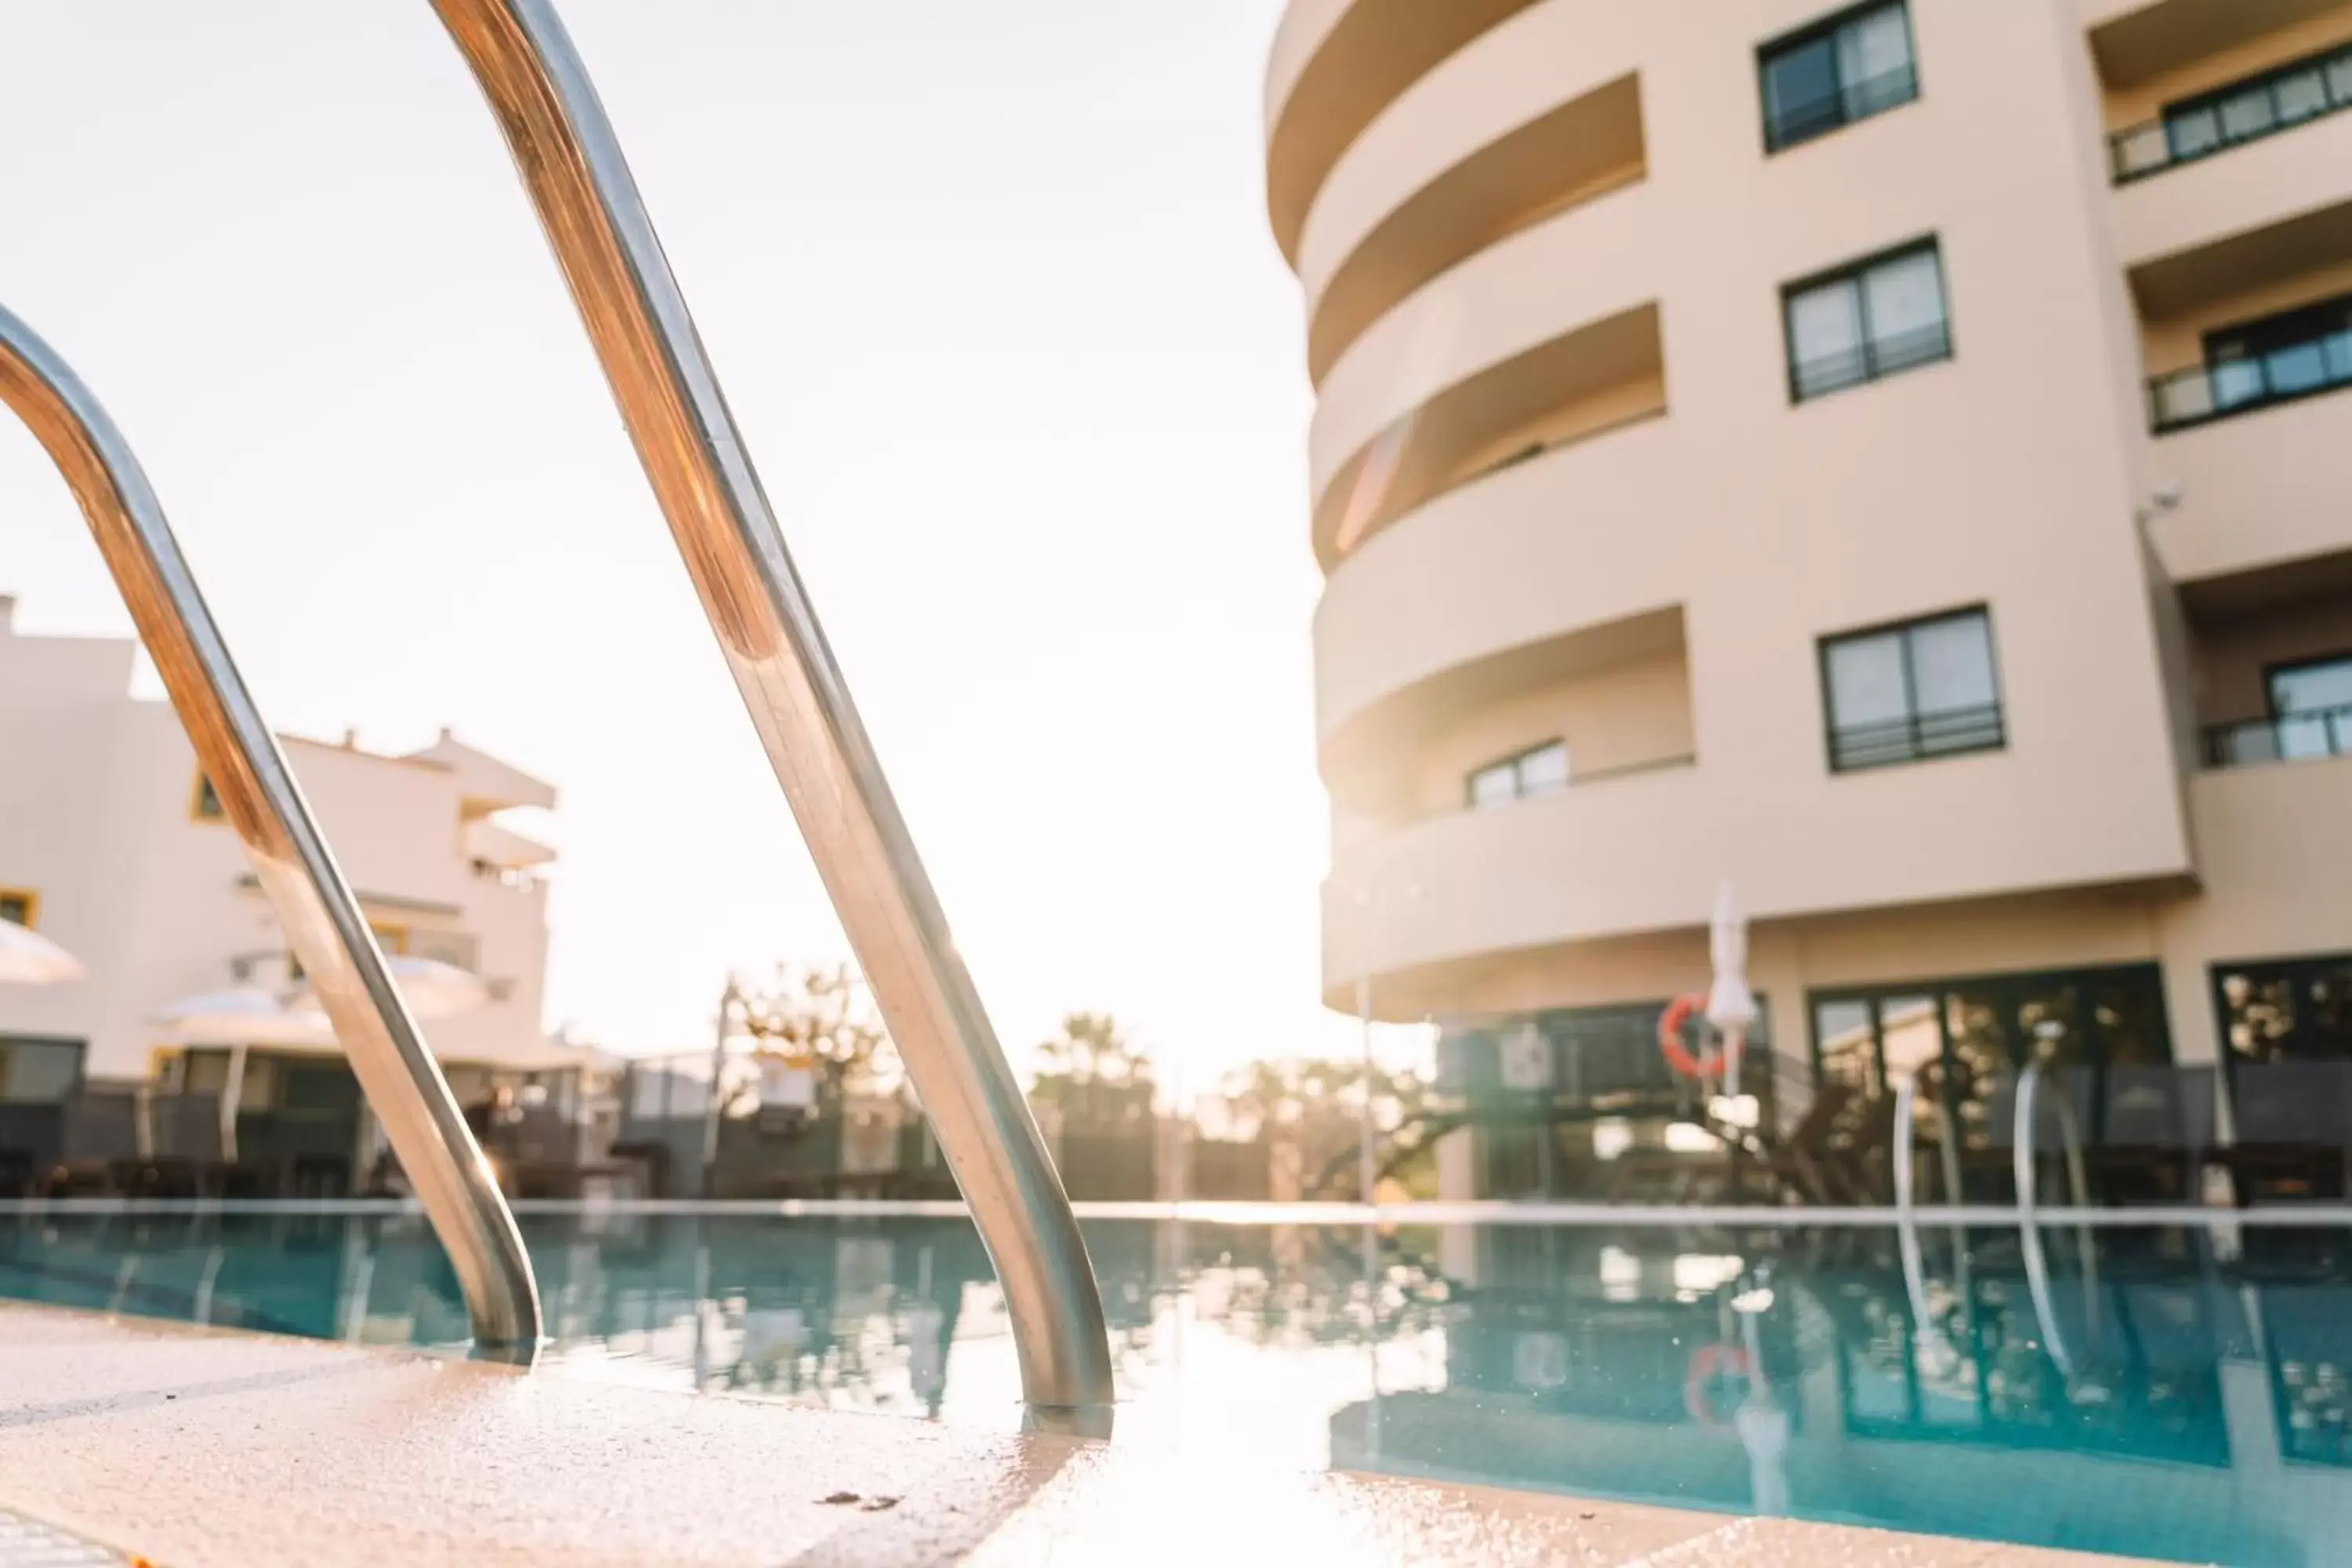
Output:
[1820,607,2002,772]
[1784,240,1951,401]
[1811,964,2172,1106]
[2209,293,2352,409]
[2152,292,2352,430]
[0,1036,86,1104]
[0,889,35,929]
[2264,653,2352,763]
[191,771,226,822]
[1465,740,1570,809]
[2216,954,2352,1067]
[1759,2,1918,154]
[2272,654,2352,719]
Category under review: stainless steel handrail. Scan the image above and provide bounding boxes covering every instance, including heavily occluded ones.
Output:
[428,0,1115,1421]
[2014,1061,2097,1381]
[1891,1073,1965,1213]
[0,303,543,1361]
[1892,1075,1969,1364]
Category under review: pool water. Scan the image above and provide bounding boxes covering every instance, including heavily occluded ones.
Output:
[5,1209,2347,1564]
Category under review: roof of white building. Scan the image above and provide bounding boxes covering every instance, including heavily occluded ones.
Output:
[405,729,559,815]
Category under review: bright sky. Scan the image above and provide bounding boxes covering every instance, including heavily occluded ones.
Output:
[0,0,1374,1086]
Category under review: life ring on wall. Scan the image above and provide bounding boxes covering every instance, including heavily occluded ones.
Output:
[1683,1341,1764,1430]
[1657,993,1722,1080]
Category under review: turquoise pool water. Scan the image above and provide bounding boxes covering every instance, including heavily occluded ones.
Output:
[5,1208,2345,1564]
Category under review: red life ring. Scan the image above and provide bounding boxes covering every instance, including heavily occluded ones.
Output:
[1683,1342,1765,1429]
[1657,993,1722,1080]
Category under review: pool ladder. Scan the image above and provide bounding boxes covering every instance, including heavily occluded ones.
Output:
[1893,1062,2099,1380]
[0,0,1114,1424]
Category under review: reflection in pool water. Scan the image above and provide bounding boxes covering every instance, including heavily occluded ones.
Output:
[5,1211,2350,1563]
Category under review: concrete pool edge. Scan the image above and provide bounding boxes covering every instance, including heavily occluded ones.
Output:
[0,1301,2165,1566]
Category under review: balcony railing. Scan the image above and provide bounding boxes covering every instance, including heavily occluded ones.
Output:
[1790,320,1952,403]
[2110,42,2352,184]
[1763,62,1919,154]
[1830,702,2005,773]
[2148,328,2352,432]
[2204,703,2352,769]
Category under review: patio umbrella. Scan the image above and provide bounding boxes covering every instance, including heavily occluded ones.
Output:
[0,922,83,985]
[289,954,493,1022]
[148,987,333,1047]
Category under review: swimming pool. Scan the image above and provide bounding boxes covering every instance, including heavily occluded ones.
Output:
[4,1207,2343,1564]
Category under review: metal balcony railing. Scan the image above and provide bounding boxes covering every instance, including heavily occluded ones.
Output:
[2149,328,2352,433]
[2110,42,2352,184]
[2205,703,2352,768]
[1790,319,1952,403]
[1828,702,2004,773]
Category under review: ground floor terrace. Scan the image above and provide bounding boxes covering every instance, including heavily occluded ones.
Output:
[1421,879,2352,1207]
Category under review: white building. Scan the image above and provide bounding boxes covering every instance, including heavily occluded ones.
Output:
[0,596,558,1095]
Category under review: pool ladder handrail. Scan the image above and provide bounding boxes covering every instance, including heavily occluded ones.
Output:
[0,304,542,1359]
[1893,1062,2096,1380]
[427,0,1116,1421]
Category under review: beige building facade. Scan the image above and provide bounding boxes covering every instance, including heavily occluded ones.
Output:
[0,597,560,1097]
[1267,0,2352,1185]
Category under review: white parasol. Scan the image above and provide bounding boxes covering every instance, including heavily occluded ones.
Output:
[289,953,495,1022]
[0,921,83,986]
[147,986,334,1047]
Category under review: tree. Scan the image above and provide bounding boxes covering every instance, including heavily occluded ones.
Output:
[731,964,899,1110]
[1210,1054,1439,1200]
[1031,1012,1154,1130]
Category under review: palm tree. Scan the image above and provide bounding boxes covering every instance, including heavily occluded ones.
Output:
[1032,1012,1153,1130]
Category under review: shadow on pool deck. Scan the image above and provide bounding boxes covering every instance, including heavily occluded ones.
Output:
[0,1302,2156,1567]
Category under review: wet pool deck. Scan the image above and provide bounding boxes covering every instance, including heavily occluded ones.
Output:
[0,1303,2160,1567]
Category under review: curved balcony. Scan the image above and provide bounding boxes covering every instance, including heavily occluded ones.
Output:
[1306,188,1661,564]
[1324,724,2195,1008]
[1322,760,1716,1011]
[1263,0,1541,266]
[1305,71,1659,498]
[1297,10,1649,380]
[1314,416,1690,753]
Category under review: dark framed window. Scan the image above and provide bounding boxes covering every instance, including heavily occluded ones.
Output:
[191,771,226,822]
[2111,41,2352,183]
[0,1035,87,1105]
[1759,2,1918,154]
[1465,739,1570,810]
[2203,649,2352,767]
[2212,953,2352,1068]
[1784,238,1951,402]
[280,1061,363,1118]
[1810,965,2173,1149]
[1819,606,2002,772]
[2210,955,2352,1180]
[0,889,34,928]
[2150,290,2352,431]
